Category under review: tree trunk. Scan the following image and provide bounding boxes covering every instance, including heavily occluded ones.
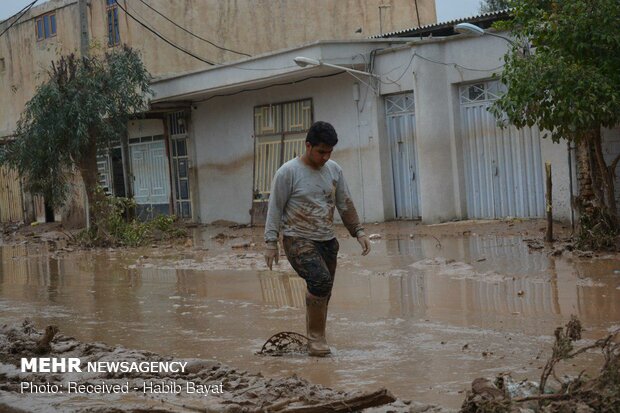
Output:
[77,140,100,227]
[575,139,595,216]
[590,128,618,221]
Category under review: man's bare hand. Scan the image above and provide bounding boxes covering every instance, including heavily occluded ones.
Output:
[264,242,279,270]
[357,235,371,256]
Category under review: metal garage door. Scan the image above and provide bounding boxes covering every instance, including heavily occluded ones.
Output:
[460,81,545,218]
[385,93,420,219]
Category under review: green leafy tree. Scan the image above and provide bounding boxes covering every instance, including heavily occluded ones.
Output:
[480,0,512,13]
[490,0,620,240]
[1,46,151,225]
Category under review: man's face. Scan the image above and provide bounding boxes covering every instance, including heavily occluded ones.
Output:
[305,142,334,168]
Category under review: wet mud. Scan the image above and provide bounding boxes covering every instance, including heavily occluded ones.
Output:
[1,320,401,412]
[1,220,619,411]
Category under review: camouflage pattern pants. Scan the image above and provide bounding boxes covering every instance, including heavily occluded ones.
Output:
[282,236,339,297]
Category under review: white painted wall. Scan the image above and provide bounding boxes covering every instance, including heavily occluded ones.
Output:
[192,73,382,224]
[381,35,573,223]
[128,119,164,138]
[185,35,576,225]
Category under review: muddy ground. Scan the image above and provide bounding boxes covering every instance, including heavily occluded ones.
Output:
[1,219,619,412]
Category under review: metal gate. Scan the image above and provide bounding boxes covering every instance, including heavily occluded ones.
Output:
[385,93,420,219]
[0,165,24,222]
[460,81,545,218]
[460,81,544,218]
[130,136,171,217]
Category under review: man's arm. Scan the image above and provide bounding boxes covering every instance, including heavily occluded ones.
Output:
[264,167,292,242]
[335,169,370,256]
[264,167,292,268]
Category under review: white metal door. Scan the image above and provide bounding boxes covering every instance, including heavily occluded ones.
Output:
[130,139,171,205]
[386,93,420,219]
[460,81,545,218]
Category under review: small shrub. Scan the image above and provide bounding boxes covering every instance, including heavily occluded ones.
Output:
[77,187,187,247]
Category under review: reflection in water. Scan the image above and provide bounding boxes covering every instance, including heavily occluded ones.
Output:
[259,272,306,308]
[1,233,619,409]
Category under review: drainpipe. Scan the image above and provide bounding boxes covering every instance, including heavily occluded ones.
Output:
[567,141,575,233]
[353,83,367,222]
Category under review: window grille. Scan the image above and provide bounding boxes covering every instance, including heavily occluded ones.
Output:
[385,93,415,115]
[106,0,121,46]
[167,111,192,219]
[459,81,506,105]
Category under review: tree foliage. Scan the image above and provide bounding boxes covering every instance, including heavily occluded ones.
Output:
[1,46,151,214]
[491,0,620,241]
[479,0,512,13]
[491,0,620,143]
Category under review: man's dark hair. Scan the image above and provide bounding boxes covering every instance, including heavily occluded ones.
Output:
[306,121,338,147]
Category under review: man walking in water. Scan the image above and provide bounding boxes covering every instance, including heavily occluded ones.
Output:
[264,121,371,356]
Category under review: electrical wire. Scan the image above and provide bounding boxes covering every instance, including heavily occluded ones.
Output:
[194,71,346,103]
[382,52,416,84]
[136,0,251,57]
[0,0,38,38]
[229,63,298,71]
[413,52,505,72]
[118,1,298,72]
[114,0,218,65]
[375,51,504,85]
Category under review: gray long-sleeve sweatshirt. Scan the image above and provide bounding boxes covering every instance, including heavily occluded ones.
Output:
[264,157,364,242]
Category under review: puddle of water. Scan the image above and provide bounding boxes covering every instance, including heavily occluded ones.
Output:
[1,231,619,408]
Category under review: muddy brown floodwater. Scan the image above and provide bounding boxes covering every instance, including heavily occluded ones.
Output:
[1,220,619,410]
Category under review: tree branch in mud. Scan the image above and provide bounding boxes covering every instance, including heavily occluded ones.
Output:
[460,316,620,413]
[539,315,583,394]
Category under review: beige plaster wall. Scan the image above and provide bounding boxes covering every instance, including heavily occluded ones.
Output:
[0,0,80,136]
[89,0,436,79]
[1,0,436,135]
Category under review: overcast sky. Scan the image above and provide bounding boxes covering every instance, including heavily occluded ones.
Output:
[1,0,482,23]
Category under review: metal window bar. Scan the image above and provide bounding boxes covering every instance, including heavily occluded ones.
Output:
[168,112,192,218]
[96,154,113,195]
[107,5,120,46]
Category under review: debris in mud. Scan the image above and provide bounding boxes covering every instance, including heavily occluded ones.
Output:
[0,321,398,412]
[524,237,590,259]
[231,240,254,249]
[258,331,308,356]
[212,232,240,242]
[460,317,620,413]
